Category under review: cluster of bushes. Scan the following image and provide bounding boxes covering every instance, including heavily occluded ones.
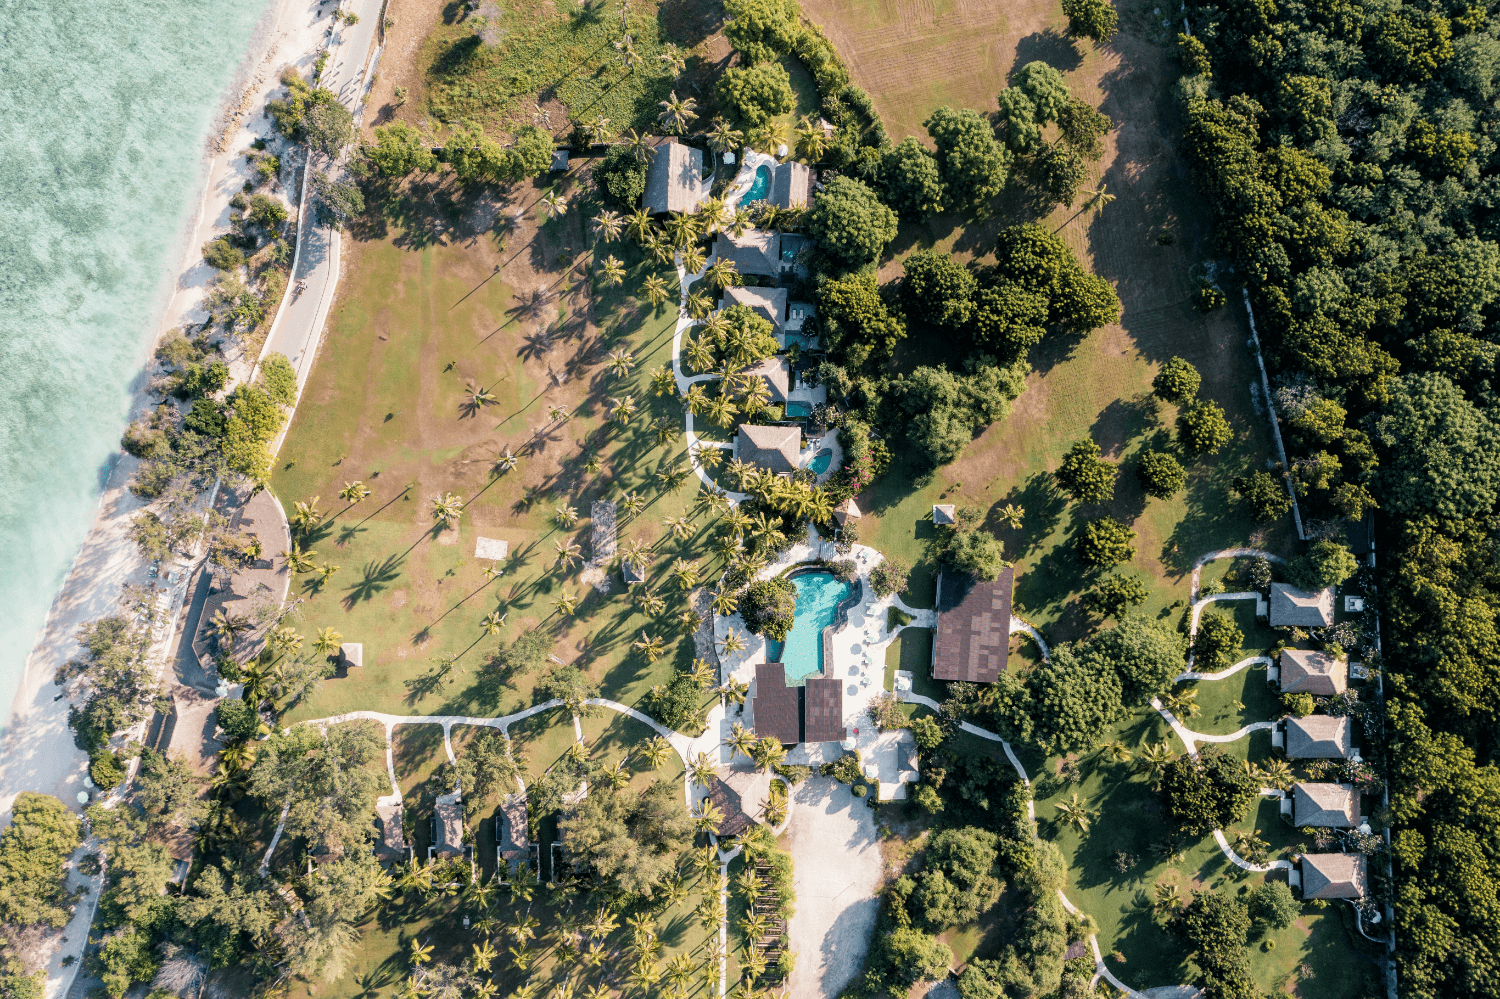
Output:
[0,793,84,999]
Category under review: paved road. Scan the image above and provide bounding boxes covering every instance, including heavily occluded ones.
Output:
[261,0,384,387]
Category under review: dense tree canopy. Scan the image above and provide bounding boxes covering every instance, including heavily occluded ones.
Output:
[806,176,899,266]
[1159,748,1259,836]
[0,793,82,930]
[557,779,694,897]
[722,0,801,63]
[879,137,947,217]
[740,576,797,640]
[924,106,1011,210]
[715,62,795,125]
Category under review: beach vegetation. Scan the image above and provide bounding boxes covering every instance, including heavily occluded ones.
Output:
[247,721,387,854]
[311,172,366,230]
[202,238,244,271]
[267,69,349,151]
[0,792,83,929]
[59,610,156,752]
[361,121,437,178]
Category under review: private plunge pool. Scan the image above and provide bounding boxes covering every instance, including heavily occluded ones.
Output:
[743,163,772,204]
[766,569,855,683]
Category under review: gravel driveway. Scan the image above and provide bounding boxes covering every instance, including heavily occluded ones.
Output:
[785,777,884,998]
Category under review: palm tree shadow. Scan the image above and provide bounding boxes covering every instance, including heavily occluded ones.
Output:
[343,554,408,609]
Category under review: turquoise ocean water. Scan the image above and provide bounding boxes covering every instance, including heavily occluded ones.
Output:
[0,0,269,729]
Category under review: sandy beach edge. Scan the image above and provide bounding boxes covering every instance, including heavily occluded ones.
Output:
[0,0,324,823]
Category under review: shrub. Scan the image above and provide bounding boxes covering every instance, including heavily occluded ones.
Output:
[852,783,868,797]
[259,352,297,407]
[1136,449,1187,498]
[1233,470,1292,522]
[202,238,244,271]
[1152,356,1201,405]
[1195,283,1227,311]
[1076,517,1136,567]
[828,558,857,582]
[910,715,945,749]
[741,576,797,641]
[884,928,953,986]
[1177,400,1233,457]
[1283,692,1316,717]
[645,673,706,733]
[1056,438,1117,503]
[88,748,126,791]
[1082,573,1150,619]
[216,698,261,742]
[1249,881,1299,930]
[1288,540,1358,591]
[870,555,910,597]
[1194,610,1243,671]
[715,62,795,125]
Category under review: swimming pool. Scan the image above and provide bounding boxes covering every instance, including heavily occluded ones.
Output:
[785,401,812,419]
[766,570,853,683]
[808,448,834,475]
[743,164,772,203]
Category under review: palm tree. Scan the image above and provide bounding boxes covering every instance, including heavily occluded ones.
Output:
[725,722,755,760]
[211,609,249,648]
[554,540,584,569]
[697,447,725,474]
[269,626,302,657]
[749,736,786,773]
[640,273,671,308]
[291,496,325,532]
[1135,741,1175,783]
[339,480,371,504]
[564,741,590,767]
[717,629,746,656]
[481,610,507,636]
[681,335,715,373]
[684,290,711,319]
[999,503,1025,529]
[707,116,743,154]
[723,507,752,536]
[624,129,653,164]
[633,585,666,617]
[313,627,344,657]
[706,394,737,429]
[670,558,700,592]
[726,207,753,238]
[555,503,579,529]
[538,189,569,219]
[704,258,740,291]
[551,591,579,616]
[657,91,698,135]
[1084,184,1116,216]
[795,115,829,161]
[597,255,626,288]
[658,43,687,78]
[469,939,498,974]
[650,365,677,397]
[721,678,749,708]
[688,751,717,787]
[317,562,340,584]
[613,33,639,68]
[664,211,700,248]
[619,491,647,517]
[1259,756,1294,791]
[547,405,572,424]
[280,542,317,573]
[409,939,435,968]
[431,492,464,527]
[633,631,666,663]
[608,395,638,425]
[591,210,624,243]
[751,119,790,153]
[662,515,694,542]
[495,447,520,473]
[584,117,612,145]
[689,658,716,690]
[482,564,503,581]
[1162,688,1200,720]
[692,799,725,834]
[676,608,704,633]
[640,736,672,770]
[1054,793,1095,832]
[1099,740,1133,763]
[466,383,498,413]
[606,347,634,377]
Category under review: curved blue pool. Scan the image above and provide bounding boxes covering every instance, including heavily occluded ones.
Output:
[743,164,772,203]
[766,570,853,683]
[808,448,833,475]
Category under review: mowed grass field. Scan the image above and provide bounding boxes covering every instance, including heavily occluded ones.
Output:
[273,165,724,727]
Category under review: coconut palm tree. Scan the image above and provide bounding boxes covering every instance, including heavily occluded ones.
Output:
[751,119,790,153]
[1084,184,1116,216]
[690,658,716,690]
[481,610,507,636]
[211,609,249,648]
[633,585,666,617]
[681,335,715,374]
[551,592,579,616]
[795,114,829,161]
[1099,740,1133,764]
[1162,688,1200,720]
[312,627,343,657]
[317,562,341,584]
[1259,756,1294,791]
[624,129,653,164]
[684,289,711,319]
[658,43,687,78]
[538,190,568,219]
[613,33,639,69]
[1135,741,1175,783]
[640,273,671,308]
[409,939,435,968]
[619,536,655,568]
[724,722,755,760]
[707,116,743,154]
[664,211,700,247]
[584,452,603,475]
[606,347,634,377]
[554,539,583,569]
[723,507,753,536]
[688,751,717,787]
[640,736,672,770]
[431,492,464,527]
[704,258,740,291]
[717,629,746,656]
[339,480,371,504]
[482,564,502,581]
[584,117,612,145]
[721,677,749,708]
[706,394,737,429]
[608,395,638,425]
[650,365,677,397]
[269,626,302,657]
[466,383,498,414]
[619,491,647,517]
[1054,793,1095,832]
[547,405,572,424]
[680,249,707,281]
[597,255,626,288]
[555,503,579,529]
[644,232,675,265]
[290,497,325,532]
[495,447,519,473]
[633,631,666,663]
[692,799,725,834]
[657,91,698,135]
[662,515,694,542]
[670,558,700,592]
[564,741,590,767]
[469,939,498,974]
[591,210,624,243]
[749,736,786,773]
[279,540,313,573]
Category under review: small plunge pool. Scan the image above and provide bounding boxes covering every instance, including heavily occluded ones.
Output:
[808,448,834,475]
[766,570,853,683]
[743,163,772,203]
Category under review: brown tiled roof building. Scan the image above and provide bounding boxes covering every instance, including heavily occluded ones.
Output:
[932,567,1015,683]
[752,663,800,745]
[803,675,845,743]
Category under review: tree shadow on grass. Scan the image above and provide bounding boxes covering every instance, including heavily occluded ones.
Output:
[1010,29,1084,77]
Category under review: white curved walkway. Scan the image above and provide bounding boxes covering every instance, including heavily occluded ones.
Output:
[1174,654,1269,684]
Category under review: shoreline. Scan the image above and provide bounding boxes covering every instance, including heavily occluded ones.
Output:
[0,0,345,823]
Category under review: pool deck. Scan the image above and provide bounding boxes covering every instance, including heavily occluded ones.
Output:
[801,428,840,484]
[715,525,936,797]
